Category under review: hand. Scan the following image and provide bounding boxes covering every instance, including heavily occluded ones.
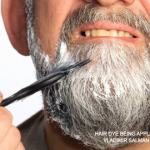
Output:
[0,92,25,150]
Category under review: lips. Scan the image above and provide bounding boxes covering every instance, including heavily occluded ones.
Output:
[73,21,144,43]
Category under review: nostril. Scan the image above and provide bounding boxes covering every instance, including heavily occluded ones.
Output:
[133,36,137,38]
[81,31,86,36]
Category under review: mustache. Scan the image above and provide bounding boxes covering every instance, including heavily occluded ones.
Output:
[61,3,150,44]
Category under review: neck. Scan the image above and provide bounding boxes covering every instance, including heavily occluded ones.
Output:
[44,113,91,150]
[44,112,150,150]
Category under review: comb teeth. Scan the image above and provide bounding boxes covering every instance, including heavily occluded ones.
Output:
[49,59,92,74]
[65,59,92,74]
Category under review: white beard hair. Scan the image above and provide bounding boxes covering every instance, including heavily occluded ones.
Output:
[25,1,150,149]
[43,40,150,150]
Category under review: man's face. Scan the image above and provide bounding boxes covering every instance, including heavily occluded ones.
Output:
[26,0,150,149]
[33,0,148,57]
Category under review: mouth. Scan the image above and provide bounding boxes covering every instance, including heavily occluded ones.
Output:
[73,21,143,44]
[81,30,136,38]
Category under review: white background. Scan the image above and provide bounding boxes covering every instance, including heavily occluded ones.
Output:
[0,0,43,126]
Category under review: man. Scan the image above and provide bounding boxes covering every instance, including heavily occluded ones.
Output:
[1,0,150,149]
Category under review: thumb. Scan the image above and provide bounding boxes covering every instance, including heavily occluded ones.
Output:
[0,91,3,103]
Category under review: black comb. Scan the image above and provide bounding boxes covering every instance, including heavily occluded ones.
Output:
[0,59,92,107]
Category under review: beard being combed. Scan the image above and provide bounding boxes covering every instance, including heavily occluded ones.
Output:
[25,1,150,149]
[43,40,150,150]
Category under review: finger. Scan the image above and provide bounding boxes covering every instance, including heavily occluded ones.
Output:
[0,126,21,150]
[0,108,13,143]
[0,91,3,103]
[16,142,25,150]
[0,107,13,121]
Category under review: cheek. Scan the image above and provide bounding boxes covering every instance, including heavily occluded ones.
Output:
[140,0,150,16]
[34,0,81,59]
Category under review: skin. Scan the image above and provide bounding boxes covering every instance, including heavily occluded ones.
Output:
[0,92,25,150]
[1,0,150,149]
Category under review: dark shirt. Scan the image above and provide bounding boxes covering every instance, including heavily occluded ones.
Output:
[17,110,49,150]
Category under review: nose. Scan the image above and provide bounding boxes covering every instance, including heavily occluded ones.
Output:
[83,0,135,6]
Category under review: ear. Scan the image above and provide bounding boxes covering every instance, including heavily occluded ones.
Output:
[1,0,30,56]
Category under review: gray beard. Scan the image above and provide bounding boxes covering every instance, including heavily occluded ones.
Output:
[29,39,150,150]
[25,1,150,150]
[43,41,150,150]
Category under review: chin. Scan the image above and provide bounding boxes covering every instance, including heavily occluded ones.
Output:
[43,41,150,150]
